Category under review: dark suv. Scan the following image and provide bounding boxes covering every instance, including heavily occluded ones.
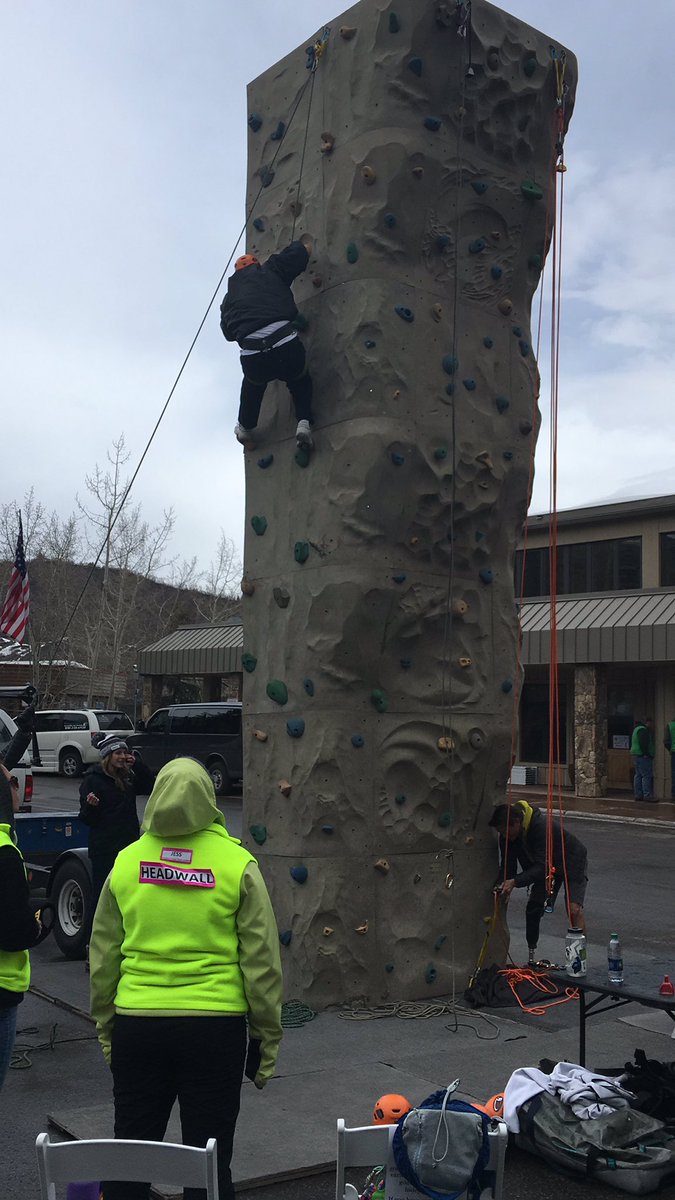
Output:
[127,701,242,796]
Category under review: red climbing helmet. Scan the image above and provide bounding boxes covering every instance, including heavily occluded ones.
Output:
[235,254,259,271]
[372,1093,413,1125]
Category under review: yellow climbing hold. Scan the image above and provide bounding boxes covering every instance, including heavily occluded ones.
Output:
[323,926,334,936]
[438,735,455,752]
[361,164,376,185]
[374,858,390,874]
[355,922,369,935]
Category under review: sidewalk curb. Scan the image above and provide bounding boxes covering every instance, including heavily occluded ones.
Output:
[564,810,675,831]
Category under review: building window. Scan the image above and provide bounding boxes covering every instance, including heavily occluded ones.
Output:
[660,532,675,586]
[520,683,567,764]
[515,537,642,597]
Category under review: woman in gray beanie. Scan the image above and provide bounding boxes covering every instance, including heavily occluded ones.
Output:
[78,735,155,910]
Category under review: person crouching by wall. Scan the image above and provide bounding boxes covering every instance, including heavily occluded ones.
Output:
[89,757,283,1200]
[78,735,156,909]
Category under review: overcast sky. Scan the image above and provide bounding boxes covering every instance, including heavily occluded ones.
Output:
[3,1,674,575]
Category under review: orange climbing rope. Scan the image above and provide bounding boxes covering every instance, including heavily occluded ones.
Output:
[499,967,578,1016]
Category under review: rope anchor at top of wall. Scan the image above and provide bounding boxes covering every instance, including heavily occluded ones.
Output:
[306,26,331,71]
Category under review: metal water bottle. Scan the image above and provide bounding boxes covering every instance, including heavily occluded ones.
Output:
[565,926,587,977]
[608,934,624,985]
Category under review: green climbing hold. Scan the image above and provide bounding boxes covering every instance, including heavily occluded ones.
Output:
[495,396,509,414]
[394,792,406,805]
[292,313,308,331]
[251,515,267,536]
[346,242,359,263]
[425,963,437,984]
[438,811,451,828]
[371,688,388,713]
[388,12,400,32]
[279,929,292,946]
[528,253,543,270]
[303,678,315,697]
[241,652,257,673]
[521,179,544,201]
[434,447,448,461]
[294,541,310,563]
[295,446,311,468]
[249,824,267,845]
[266,679,288,706]
[523,54,538,77]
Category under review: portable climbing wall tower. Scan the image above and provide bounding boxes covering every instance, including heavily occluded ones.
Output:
[240,0,576,1006]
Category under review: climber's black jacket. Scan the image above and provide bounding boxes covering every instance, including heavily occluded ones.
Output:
[219,241,309,344]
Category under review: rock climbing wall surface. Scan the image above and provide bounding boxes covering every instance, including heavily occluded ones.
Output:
[240,0,576,1006]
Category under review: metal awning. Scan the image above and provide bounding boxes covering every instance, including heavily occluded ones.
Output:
[138,621,243,677]
[520,591,675,665]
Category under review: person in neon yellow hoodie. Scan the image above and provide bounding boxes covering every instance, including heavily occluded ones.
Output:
[89,757,283,1200]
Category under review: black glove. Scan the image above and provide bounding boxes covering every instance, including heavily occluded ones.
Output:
[245,1038,262,1084]
[32,901,56,945]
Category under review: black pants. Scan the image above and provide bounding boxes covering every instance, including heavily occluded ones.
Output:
[238,337,312,428]
[90,852,118,912]
[103,1014,247,1200]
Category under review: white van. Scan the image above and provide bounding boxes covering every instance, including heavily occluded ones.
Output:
[0,707,34,808]
[32,709,134,777]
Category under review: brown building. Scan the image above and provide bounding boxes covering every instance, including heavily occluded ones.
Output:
[516,494,675,798]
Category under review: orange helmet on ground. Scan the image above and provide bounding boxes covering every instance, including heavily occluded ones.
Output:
[372,1094,413,1124]
[475,1094,505,1118]
[235,254,259,271]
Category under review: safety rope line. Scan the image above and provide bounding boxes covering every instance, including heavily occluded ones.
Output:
[43,42,328,674]
[290,68,316,242]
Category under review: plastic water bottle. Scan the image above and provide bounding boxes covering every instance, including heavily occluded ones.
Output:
[608,934,624,985]
[565,927,587,977]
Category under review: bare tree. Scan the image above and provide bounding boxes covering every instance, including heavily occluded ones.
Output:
[193,531,241,623]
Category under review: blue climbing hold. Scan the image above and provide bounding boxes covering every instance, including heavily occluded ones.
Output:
[253,217,265,232]
[395,793,406,805]
[472,180,488,195]
[442,354,458,375]
[384,212,397,227]
[385,963,395,973]
[479,567,494,584]
[495,396,509,414]
[434,935,447,951]
[248,113,262,132]
[346,242,359,264]
[483,336,494,349]
[408,56,422,76]
[436,234,450,250]
[257,454,274,469]
[503,450,513,461]
[491,265,503,280]
[391,452,405,466]
[290,865,308,884]
[519,339,530,356]
[279,929,292,946]
[351,733,364,748]
[364,339,376,349]
[287,718,305,739]
[249,823,267,845]
[445,383,455,397]
[501,678,514,693]
[425,963,438,984]
[391,572,406,584]
[434,447,448,460]
[469,238,486,254]
[321,824,334,834]
[294,542,310,563]
[523,54,538,77]
[389,12,401,32]
[424,116,441,131]
[463,378,476,391]
[270,120,285,141]
[258,165,275,188]
[395,305,414,322]
[303,678,315,697]
[512,325,523,337]
[400,658,412,670]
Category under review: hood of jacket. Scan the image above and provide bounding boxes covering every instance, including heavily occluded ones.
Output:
[514,799,537,835]
[141,757,226,837]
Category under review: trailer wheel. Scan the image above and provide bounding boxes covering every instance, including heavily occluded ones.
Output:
[51,859,92,959]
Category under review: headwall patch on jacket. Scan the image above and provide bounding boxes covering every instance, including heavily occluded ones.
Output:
[160,847,193,864]
[139,861,215,888]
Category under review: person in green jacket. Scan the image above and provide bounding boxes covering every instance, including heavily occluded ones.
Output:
[89,757,283,1200]
[630,718,656,802]
[663,718,675,800]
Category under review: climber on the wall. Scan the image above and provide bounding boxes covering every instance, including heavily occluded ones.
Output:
[220,235,314,450]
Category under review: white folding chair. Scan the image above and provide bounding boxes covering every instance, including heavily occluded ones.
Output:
[336,1117,507,1200]
[36,1132,219,1200]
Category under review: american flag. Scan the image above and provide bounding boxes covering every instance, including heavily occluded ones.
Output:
[0,517,30,643]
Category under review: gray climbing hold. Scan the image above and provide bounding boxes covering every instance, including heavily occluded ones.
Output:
[279,929,292,946]
[495,396,509,414]
[469,238,486,254]
[424,116,441,131]
[257,454,274,469]
[266,679,288,706]
[463,379,476,391]
[346,242,359,263]
[479,567,494,584]
[483,336,494,349]
[270,120,285,141]
[241,652,257,673]
[251,515,267,536]
[491,265,503,280]
[290,865,308,883]
[408,56,422,76]
[442,354,458,375]
[303,678,315,696]
[248,113,262,132]
[253,217,265,232]
[249,824,267,845]
[391,572,406,584]
[425,963,437,984]
[389,12,401,32]
[472,180,488,194]
[273,587,290,608]
[501,678,514,693]
[395,305,414,322]
[351,733,364,748]
[391,452,405,466]
[287,718,305,738]
[294,542,310,563]
[258,165,275,188]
